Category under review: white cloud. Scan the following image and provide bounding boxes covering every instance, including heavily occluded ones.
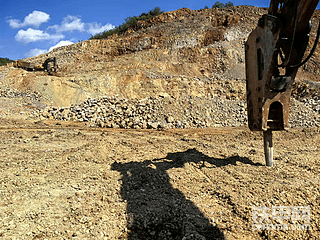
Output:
[15,28,64,44]
[87,22,114,35]
[49,15,85,33]
[22,40,74,58]
[24,48,48,58]
[47,15,114,35]
[7,11,50,29]
[7,19,21,28]
[49,40,74,52]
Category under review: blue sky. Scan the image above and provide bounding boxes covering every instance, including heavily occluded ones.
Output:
[0,0,282,60]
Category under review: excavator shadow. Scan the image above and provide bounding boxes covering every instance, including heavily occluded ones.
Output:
[111,149,261,240]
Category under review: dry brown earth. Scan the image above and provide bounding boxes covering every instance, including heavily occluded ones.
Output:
[0,120,319,239]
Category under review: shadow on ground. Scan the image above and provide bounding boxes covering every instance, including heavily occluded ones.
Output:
[112,148,261,239]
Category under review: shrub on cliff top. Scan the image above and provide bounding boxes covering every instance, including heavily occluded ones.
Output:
[212,1,234,9]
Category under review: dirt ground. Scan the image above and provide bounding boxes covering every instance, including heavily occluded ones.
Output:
[1,5,320,239]
[0,117,319,240]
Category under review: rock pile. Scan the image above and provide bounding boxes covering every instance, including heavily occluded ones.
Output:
[34,91,320,130]
[292,80,320,115]
[0,88,41,100]
[36,95,248,129]
[289,98,320,128]
[299,97,320,114]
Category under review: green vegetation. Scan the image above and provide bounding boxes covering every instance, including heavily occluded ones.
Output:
[200,1,234,10]
[212,1,234,8]
[0,57,14,66]
[90,7,164,40]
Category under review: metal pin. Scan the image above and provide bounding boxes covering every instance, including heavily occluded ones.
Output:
[263,130,273,167]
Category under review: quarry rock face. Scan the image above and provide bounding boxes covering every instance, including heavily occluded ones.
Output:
[1,6,319,128]
[20,6,262,105]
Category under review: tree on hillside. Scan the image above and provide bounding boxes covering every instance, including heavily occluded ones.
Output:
[225,1,234,8]
[212,1,225,8]
[148,7,162,16]
[212,1,234,9]
[0,57,13,66]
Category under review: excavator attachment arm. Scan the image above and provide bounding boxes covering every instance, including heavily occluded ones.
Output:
[42,57,57,73]
[245,0,319,165]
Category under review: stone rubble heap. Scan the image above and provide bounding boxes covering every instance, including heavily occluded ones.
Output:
[289,98,320,128]
[34,94,320,129]
[300,97,320,114]
[289,80,320,127]
[0,88,41,100]
[31,82,320,129]
[37,95,248,129]
[292,80,320,114]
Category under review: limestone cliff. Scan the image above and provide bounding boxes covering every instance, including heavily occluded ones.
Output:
[3,6,320,109]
